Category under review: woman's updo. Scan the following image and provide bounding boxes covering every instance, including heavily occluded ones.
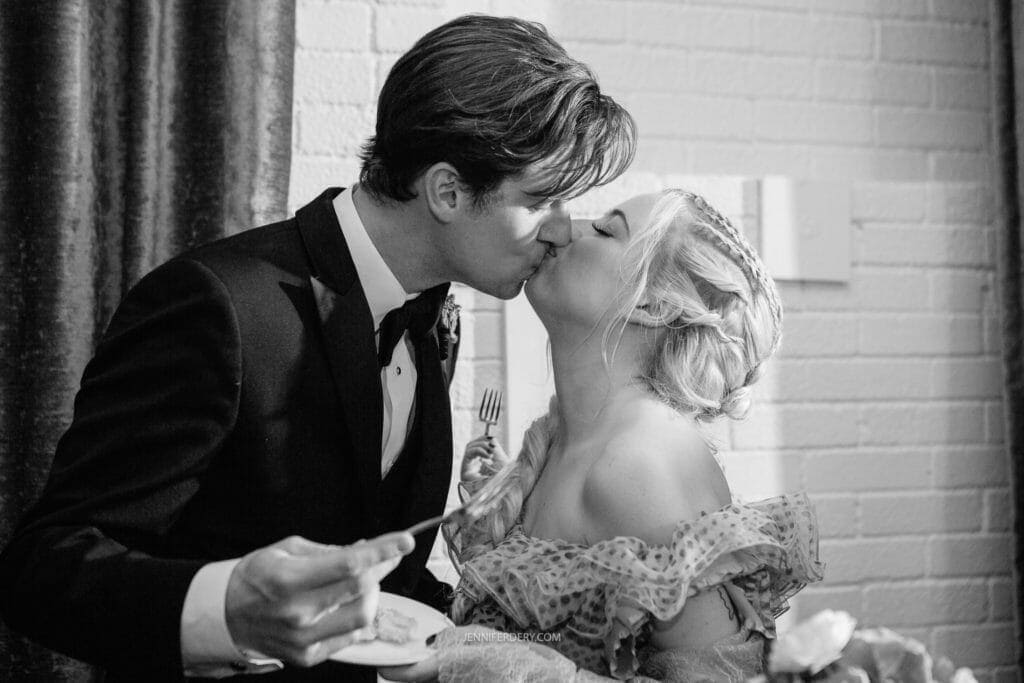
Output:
[613,189,783,422]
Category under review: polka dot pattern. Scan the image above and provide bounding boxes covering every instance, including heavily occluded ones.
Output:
[451,493,823,677]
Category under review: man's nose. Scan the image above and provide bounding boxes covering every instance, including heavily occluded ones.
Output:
[539,202,572,247]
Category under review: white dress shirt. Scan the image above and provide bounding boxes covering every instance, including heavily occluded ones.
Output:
[180,186,420,676]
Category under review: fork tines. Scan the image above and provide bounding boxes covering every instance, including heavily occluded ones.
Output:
[478,388,502,424]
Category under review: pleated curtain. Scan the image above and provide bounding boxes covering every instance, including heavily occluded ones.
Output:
[0,1,295,678]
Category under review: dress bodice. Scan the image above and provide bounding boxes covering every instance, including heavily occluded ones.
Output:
[450,494,823,679]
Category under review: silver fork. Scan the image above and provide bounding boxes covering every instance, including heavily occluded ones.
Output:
[478,388,502,438]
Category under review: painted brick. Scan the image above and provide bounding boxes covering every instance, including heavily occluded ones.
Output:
[627,5,754,50]
[757,14,874,58]
[930,0,991,23]
[450,360,503,411]
[731,405,860,449]
[293,52,375,104]
[288,157,361,211]
[717,450,803,498]
[757,101,873,144]
[768,358,931,401]
[858,226,989,267]
[860,403,984,446]
[860,492,983,535]
[791,587,863,622]
[877,108,989,150]
[932,446,1010,488]
[984,489,1013,532]
[375,6,444,52]
[810,494,859,537]
[863,581,988,626]
[546,1,628,42]
[935,68,992,110]
[805,449,932,492]
[852,182,928,222]
[930,358,1003,399]
[880,22,988,66]
[689,142,813,177]
[693,0,810,9]
[851,268,930,310]
[296,0,372,50]
[929,152,994,183]
[810,0,935,16]
[984,310,1003,354]
[462,311,502,359]
[927,534,1014,576]
[986,401,1005,444]
[926,183,994,224]
[990,579,1015,621]
[634,138,689,175]
[932,624,1018,667]
[858,314,983,355]
[809,148,929,182]
[296,105,374,156]
[820,538,927,582]
[690,53,814,100]
[929,270,988,312]
[631,94,753,139]
[816,62,931,106]
[776,314,858,357]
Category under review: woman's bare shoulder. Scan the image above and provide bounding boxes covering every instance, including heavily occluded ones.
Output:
[581,404,731,546]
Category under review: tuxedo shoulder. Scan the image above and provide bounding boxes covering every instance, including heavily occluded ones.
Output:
[176,219,309,288]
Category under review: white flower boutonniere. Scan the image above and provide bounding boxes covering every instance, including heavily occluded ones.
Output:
[438,294,460,360]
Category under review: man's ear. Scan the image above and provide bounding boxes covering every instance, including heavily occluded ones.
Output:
[421,162,465,223]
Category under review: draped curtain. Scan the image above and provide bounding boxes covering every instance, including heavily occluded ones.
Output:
[993,0,1024,670]
[0,1,295,678]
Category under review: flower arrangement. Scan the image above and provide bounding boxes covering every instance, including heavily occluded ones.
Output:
[751,610,977,683]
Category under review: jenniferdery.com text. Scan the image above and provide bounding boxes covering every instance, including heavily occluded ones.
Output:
[463,632,563,643]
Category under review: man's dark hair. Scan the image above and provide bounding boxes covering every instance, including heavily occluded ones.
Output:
[359,14,635,204]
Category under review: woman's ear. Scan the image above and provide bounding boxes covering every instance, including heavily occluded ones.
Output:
[627,302,662,328]
[421,162,464,223]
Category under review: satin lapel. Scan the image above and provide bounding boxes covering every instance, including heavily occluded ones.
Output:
[297,189,383,506]
[399,328,454,540]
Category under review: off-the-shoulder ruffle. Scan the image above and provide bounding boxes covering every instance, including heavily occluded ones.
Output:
[452,493,822,678]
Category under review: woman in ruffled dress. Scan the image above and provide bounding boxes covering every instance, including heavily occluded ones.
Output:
[388,189,823,682]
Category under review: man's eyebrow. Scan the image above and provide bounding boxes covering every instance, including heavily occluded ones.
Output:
[611,209,629,234]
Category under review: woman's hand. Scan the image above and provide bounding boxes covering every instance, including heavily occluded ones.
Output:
[460,436,511,484]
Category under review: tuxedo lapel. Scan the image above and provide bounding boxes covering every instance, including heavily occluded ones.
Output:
[399,324,454,538]
[296,189,383,509]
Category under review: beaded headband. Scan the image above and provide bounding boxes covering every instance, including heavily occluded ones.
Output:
[681,190,784,354]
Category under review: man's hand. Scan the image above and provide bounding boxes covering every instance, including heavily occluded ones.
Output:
[225,532,414,667]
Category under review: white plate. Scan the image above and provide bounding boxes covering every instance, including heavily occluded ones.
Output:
[329,592,453,666]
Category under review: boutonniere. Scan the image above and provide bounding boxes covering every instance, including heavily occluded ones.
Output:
[438,294,461,360]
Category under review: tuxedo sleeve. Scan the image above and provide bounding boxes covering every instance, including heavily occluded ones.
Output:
[0,257,243,674]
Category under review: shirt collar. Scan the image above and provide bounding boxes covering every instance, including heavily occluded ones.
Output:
[333,186,418,331]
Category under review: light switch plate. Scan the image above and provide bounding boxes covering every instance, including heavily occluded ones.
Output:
[760,176,851,282]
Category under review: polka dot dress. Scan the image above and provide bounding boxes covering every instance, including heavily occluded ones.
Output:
[451,494,823,678]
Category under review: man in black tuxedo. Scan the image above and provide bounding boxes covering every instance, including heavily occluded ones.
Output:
[0,14,635,682]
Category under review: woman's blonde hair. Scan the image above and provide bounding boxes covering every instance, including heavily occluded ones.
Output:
[447,189,783,565]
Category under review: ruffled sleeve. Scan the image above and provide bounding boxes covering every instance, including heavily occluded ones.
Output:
[452,493,823,679]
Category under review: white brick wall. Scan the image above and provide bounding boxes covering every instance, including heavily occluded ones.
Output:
[288,1,1016,678]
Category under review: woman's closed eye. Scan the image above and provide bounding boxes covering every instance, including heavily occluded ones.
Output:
[592,222,612,237]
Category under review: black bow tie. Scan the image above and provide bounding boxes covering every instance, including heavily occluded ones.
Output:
[377,286,447,368]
